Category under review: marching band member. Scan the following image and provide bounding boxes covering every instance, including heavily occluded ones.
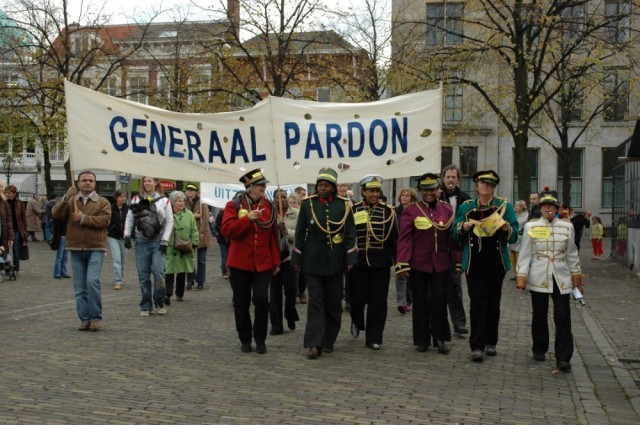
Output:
[516,187,583,373]
[349,174,397,350]
[291,168,357,359]
[396,173,460,354]
[454,170,518,363]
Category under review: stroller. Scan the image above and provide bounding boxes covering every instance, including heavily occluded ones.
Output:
[0,247,16,281]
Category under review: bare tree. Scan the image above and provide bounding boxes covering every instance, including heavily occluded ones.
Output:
[2,0,149,193]
[392,0,637,199]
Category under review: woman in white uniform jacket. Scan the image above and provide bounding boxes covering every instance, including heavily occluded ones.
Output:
[516,187,584,373]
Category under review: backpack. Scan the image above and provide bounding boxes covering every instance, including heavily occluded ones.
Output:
[134,196,164,238]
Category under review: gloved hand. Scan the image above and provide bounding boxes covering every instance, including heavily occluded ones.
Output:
[124,237,132,249]
[159,244,167,256]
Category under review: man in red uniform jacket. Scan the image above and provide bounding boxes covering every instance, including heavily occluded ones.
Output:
[222,169,280,354]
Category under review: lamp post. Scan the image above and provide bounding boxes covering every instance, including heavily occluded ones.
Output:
[2,156,15,186]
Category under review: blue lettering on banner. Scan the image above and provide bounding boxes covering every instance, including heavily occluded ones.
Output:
[284,117,408,159]
[108,116,266,165]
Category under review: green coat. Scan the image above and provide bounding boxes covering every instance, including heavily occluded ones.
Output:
[291,195,357,276]
[166,209,200,274]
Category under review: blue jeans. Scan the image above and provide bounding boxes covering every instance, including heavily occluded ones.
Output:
[53,236,69,277]
[12,231,22,272]
[107,237,126,285]
[218,242,228,275]
[135,239,166,311]
[188,247,208,287]
[70,250,105,322]
[44,221,53,242]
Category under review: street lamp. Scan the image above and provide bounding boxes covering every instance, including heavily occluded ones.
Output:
[2,156,15,186]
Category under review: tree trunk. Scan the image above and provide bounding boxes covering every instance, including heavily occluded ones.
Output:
[514,132,531,202]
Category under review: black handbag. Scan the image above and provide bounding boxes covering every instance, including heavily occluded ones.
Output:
[19,242,29,261]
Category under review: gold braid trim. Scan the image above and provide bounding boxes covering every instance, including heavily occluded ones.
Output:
[309,198,350,250]
[363,204,396,267]
[414,201,454,252]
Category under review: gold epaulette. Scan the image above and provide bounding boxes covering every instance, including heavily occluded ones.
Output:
[337,195,350,202]
[300,194,317,203]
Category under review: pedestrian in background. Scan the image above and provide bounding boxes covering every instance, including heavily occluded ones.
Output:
[570,210,591,252]
[516,188,583,373]
[43,194,57,243]
[590,216,604,260]
[349,174,397,350]
[214,208,229,279]
[394,187,416,314]
[439,164,470,335]
[185,184,210,290]
[509,200,528,280]
[222,169,280,355]
[4,184,24,278]
[269,188,300,335]
[165,191,199,304]
[454,170,519,363]
[26,193,42,242]
[52,171,111,332]
[124,176,173,316]
[107,190,128,290]
[292,167,357,359]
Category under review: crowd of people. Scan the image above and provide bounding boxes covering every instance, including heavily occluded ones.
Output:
[13,164,601,372]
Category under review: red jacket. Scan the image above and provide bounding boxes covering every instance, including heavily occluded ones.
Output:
[221,197,280,273]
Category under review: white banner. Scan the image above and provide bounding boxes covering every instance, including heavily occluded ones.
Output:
[200,183,304,209]
[65,80,442,184]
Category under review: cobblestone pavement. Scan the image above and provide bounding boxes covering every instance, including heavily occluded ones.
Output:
[1,239,638,424]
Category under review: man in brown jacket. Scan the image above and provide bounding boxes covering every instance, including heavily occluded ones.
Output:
[52,171,111,332]
[185,184,211,290]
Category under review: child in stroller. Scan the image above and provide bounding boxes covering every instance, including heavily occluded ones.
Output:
[0,246,15,281]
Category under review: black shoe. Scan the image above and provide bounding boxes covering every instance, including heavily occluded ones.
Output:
[533,353,546,362]
[256,343,267,354]
[454,326,469,335]
[471,350,484,362]
[416,345,428,353]
[485,345,497,356]
[307,347,321,359]
[321,346,333,354]
[436,341,450,355]
[164,297,171,306]
[557,361,572,372]
[287,319,296,331]
[241,343,252,353]
[177,296,183,301]
[397,305,406,315]
[350,321,360,338]
[270,328,283,336]
[195,286,203,291]
[366,343,381,350]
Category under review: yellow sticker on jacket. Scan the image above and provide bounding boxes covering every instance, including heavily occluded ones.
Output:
[332,233,344,244]
[354,210,368,225]
[414,216,433,230]
[528,227,551,239]
[238,209,249,218]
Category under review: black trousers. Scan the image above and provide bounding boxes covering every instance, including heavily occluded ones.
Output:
[447,266,467,330]
[229,267,271,345]
[269,262,299,332]
[165,272,187,299]
[297,272,306,293]
[410,270,449,347]
[466,272,505,351]
[349,265,390,345]
[530,281,574,363]
[304,273,343,349]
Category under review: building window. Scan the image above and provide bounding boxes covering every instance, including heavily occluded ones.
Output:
[441,147,453,171]
[127,75,148,105]
[557,149,583,209]
[602,147,618,208]
[604,70,629,122]
[188,70,211,108]
[605,1,631,43]
[317,87,331,102]
[427,3,464,46]
[560,82,583,123]
[562,4,585,42]
[445,70,463,122]
[459,146,477,194]
[513,149,539,202]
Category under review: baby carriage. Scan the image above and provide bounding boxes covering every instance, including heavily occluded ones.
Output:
[0,247,16,281]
